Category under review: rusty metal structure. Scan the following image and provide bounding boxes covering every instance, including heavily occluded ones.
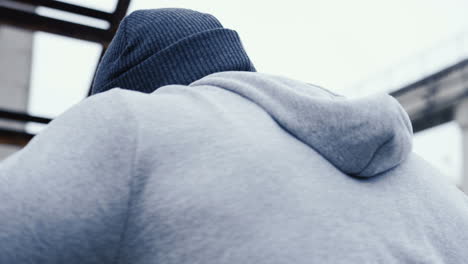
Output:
[0,0,130,147]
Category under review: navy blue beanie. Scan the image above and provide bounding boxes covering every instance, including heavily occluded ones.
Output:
[91,8,256,94]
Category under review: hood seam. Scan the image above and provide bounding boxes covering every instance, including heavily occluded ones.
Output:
[356,134,395,177]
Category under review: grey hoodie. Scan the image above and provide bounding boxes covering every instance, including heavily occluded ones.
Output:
[1,71,467,263]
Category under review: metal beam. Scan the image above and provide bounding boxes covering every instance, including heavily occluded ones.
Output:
[0,109,51,124]
[9,0,113,21]
[0,0,131,148]
[392,58,468,98]
[109,0,130,32]
[0,128,33,147]
[410,106,454,133]
[391,58,468,133]
[0,5,113,44]
[0,109,50,147]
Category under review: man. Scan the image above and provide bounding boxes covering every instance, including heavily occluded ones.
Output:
[1,8,467,263]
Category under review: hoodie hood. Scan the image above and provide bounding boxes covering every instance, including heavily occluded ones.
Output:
[191,71,413,178]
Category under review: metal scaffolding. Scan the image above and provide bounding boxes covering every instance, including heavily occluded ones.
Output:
[0,0,130,147]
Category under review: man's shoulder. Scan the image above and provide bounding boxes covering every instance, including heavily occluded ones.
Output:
[95,86,204,113]
[389,153,468,205]
[86,87,187,125]
[92,86,229,137]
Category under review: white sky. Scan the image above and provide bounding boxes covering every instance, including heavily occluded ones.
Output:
[29,0,468,185]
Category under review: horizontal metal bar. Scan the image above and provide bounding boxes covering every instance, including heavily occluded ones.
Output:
[411,106,454,133]
[0,127,34,147]
[0,5,113,44]
[391,57,468,97]
[9,0,113,21]
[0,109,51,124]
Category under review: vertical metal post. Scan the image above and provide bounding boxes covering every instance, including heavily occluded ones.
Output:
[455,98,468,192]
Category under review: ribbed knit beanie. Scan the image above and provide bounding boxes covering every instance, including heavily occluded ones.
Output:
[91,8,256,94]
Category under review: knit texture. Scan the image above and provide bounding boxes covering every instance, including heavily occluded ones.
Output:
[91,8,256,94]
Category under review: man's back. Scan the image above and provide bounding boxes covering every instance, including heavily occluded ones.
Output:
[1,71,467,263]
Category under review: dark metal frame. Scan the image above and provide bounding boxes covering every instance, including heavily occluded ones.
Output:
[0,108,50,147]
[0,0,130,45]
[391,57,468,133]
[0,0,130,146]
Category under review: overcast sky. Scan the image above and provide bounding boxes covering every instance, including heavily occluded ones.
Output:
[29,0,468,185]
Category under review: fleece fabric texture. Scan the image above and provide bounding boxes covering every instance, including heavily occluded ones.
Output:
[1,71,468,264]
[91,9,256,95]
